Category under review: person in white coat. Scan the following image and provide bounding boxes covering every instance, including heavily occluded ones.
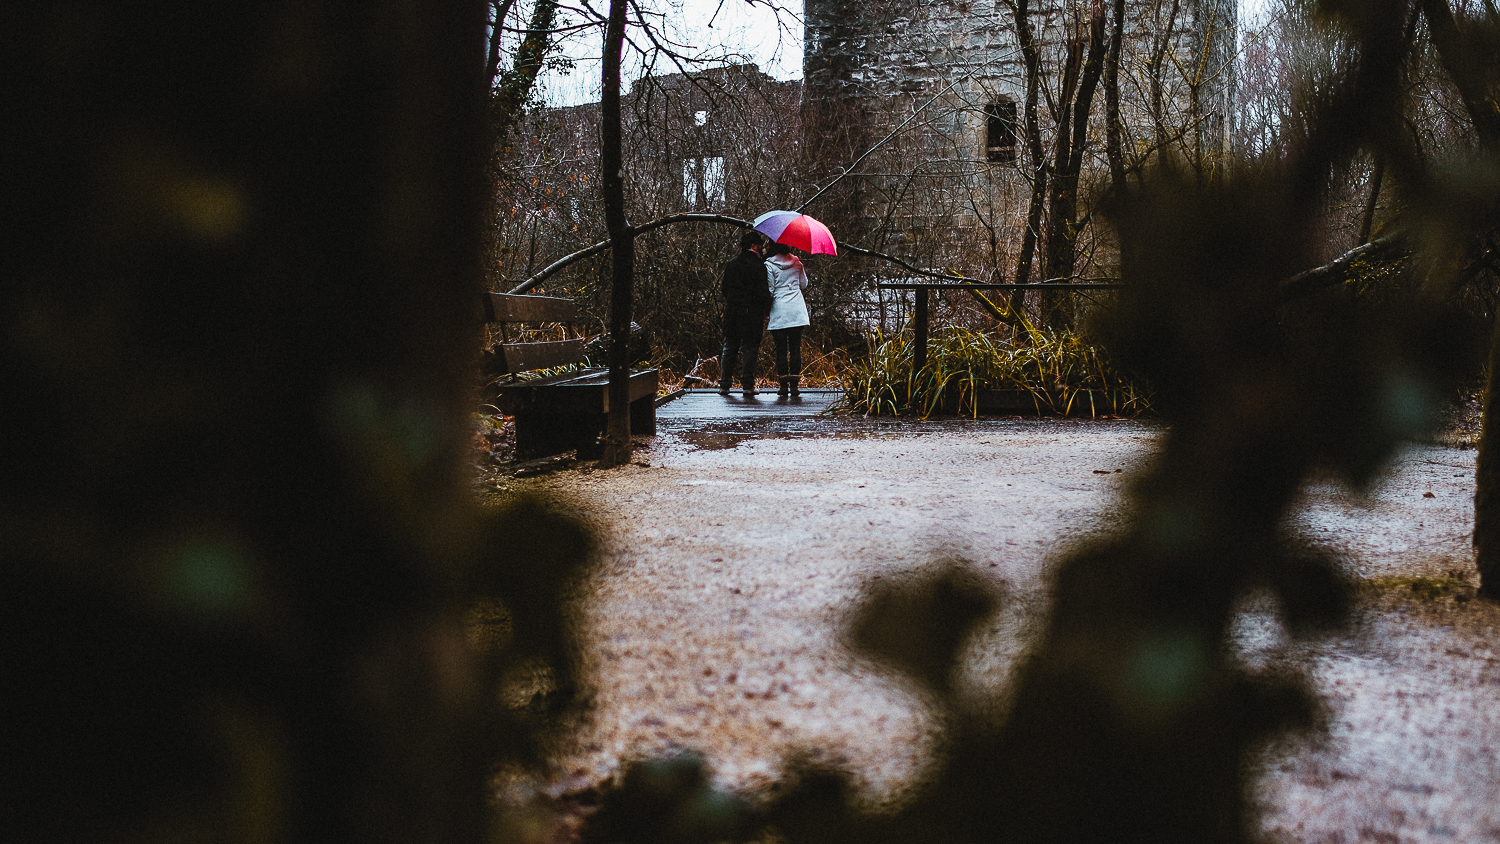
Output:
[763,241,811,397]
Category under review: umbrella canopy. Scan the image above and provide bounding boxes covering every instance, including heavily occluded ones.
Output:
[752,210,838,255]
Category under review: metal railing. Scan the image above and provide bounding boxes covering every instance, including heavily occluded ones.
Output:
[874,282,1123,374]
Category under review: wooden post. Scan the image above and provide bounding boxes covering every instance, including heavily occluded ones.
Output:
[914,286,930,375]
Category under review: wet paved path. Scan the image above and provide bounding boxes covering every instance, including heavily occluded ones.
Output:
[656,388,1032,445]
[530,397,1500,842]
[656,388,862,448]
[657,388,842,423]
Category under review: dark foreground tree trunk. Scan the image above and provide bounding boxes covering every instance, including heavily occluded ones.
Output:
[599,0,634,469]
[1418,0,1500,599]
[1478,327,1500,599]
[1,2,565,843]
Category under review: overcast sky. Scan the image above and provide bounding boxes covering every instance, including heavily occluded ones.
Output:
[535,0,805,106]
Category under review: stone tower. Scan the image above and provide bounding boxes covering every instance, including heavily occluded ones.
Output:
[800,0,1238,261]
[803,0,1237,158]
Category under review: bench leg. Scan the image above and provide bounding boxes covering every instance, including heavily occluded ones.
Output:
[630,395,656,436]
[514,410,603,461]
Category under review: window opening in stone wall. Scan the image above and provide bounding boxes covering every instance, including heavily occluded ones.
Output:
[985,101,1018,164]
[682,156,726,209]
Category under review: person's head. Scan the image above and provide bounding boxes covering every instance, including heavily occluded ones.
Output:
[765,241,793,257]
[739,230,765,254]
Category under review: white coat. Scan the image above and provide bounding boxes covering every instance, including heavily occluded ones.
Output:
[764,253,810,331]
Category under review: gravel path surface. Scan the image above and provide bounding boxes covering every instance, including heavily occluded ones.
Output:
[510,412,1500,842]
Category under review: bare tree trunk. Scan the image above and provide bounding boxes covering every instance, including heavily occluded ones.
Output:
[599,0,633,469]
[484,0,519,87]
[1358,155,1384,245]
[1420,0,1500,147]
[483,0,560,288]
[1041,1,1107,329]
[1479,328,1500,599]
[1418,0,1500,598]
[1011,0,1048,317]
[1104,0,1127,194]
[1147,0,1182,161]
[489,0,560,137]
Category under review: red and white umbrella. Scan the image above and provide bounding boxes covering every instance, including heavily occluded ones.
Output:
[752,210,838,255]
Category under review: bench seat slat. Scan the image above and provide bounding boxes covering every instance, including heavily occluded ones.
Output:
[495,339,586,373]
[493,367,657,414]
[543,368,658,411]
[487,292,579,323]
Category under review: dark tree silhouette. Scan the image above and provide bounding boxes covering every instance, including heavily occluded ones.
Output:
[4,2,594,842]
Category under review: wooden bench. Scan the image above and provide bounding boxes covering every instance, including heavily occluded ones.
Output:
[482,292,657,460]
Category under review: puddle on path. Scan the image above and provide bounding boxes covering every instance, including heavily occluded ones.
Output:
[666,416,1154,451]
[677,431,774,450]
[675,428,918,450]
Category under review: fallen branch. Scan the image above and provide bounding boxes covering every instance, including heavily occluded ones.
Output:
[1280,235,1404,298]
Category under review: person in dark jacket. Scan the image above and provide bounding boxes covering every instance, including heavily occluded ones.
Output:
[719,230,774,396]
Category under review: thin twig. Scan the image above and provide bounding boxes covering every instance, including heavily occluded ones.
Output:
[507,213,753,293]
[505,212,1058,296]
[796,76,972,213]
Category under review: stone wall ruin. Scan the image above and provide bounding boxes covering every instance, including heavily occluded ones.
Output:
[801,0,1238,276]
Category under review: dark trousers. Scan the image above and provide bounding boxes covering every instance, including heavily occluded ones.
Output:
[772,326,804,377]
[720,304,764,388]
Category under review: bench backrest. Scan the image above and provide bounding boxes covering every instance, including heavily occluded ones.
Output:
[483,292,588,375]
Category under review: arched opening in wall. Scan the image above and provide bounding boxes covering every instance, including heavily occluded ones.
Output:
[985,100,1018,164]
[682,156,726,209]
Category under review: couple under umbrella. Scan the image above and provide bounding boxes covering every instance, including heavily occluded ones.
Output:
[718,211,836,397]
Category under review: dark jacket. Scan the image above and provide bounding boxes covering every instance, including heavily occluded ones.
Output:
[721,249,773,313]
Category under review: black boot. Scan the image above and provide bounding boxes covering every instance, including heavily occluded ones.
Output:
[719,346,737,396]
[788,375,801,397]
[777,376,791,397]
[740,353,758,396]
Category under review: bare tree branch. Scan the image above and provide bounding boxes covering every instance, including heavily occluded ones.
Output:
[796,79,966,213]
[486,0,519,85]
[505,212,1060,320]
[508,213,756,293]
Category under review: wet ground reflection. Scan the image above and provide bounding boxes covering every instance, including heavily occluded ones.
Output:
[660,388,1148,450]
[545,394,1495,841]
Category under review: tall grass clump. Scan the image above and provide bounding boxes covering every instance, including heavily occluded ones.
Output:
[833,324,1153,418]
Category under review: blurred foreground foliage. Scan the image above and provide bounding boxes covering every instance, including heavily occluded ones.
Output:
[4,2,597,843]
[578,0,1500,841]
[7,1,1500,844]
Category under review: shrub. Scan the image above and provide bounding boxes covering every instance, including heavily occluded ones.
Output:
[833,324,1153,419]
